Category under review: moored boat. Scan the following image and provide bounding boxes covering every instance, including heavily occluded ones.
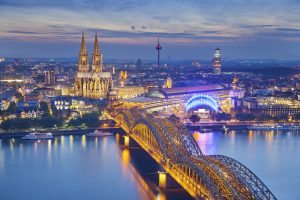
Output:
[86,130,113,137]
[22,132,53,140]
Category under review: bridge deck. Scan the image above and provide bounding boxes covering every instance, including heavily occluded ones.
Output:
[106,108,277,200]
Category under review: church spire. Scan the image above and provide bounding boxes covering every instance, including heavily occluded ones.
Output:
[80,32,86,52]
[92,32,102,73]
[94,32,99,54]
[78,31,88,72]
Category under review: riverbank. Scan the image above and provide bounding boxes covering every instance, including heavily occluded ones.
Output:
[187,122,300,132]
[0,126,123,138]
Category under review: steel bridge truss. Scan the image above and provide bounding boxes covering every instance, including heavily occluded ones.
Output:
[113,109,277,200]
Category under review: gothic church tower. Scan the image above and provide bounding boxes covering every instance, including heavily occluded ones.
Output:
[78,32,89,72]
[91,33,103,73]
[74,32,112,99]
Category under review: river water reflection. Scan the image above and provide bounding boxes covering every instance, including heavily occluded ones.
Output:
[193,130,300,200]
[0,130,300,200]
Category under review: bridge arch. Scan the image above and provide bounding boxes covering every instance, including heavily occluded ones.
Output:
[111,109,277,200]
[186,94,220,112]
[130,117,222,198]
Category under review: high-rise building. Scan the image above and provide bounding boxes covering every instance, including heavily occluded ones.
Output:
[44,70,56,85]
[212,48,221,74]
[74,32,112,99]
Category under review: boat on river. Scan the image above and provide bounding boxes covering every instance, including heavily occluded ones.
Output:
[86,130,113,137]
[22,132,53,140]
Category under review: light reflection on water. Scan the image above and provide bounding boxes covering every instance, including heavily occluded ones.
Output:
[0,135,149,200]
[0,130,299,200]
[193,130,300,200]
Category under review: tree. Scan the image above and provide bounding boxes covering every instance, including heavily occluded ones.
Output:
[169,114,180,123]
[68,118,83,127]
[15,91,24,102]
[274,114,288,122]
[95,100,108,111]
[41,112,51,119]
[82,112,101,127]
[39,101,49,113]
[152,111,159,116]
[40,116,63,128]
[213,112,231,121]
[257,113,272,121]
[0,119,14,130]
[0,118,33,130]
[7,101,16,114]
[189,114,200,126]
[294,113,300,121]
[235,113,256,121]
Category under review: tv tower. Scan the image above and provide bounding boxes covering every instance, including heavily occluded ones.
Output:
[156,36,162,68]
[212,48,221,74]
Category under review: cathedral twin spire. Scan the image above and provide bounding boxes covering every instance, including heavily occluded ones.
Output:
[78,32,102,73]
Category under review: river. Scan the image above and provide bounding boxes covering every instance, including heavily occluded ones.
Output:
[0,130,299,200]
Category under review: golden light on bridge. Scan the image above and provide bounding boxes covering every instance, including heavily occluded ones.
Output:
[124,135,130,147]
[158,171,167,189]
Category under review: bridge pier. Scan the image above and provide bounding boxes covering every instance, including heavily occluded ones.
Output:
[122,135,140,148]
[158,171,181,189]
[124,135,130,147]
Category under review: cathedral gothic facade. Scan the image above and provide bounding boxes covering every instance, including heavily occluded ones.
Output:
[74,32,112,99]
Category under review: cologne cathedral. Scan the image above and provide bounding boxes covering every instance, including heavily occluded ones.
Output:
[74,32,112,99]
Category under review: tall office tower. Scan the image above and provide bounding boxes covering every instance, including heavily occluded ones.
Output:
[155,36,162,68]
[44,70,56,85]
[212,48,221,74]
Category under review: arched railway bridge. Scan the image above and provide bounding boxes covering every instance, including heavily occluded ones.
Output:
[107,108,277,200]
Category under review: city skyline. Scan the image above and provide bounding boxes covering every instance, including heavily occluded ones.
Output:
[0,0,300,59]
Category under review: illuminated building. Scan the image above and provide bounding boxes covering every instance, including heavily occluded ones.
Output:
[212,48,221,74]
[230,76,245,109]
[247,97,300,115]
[119,71,127,87]
[34,87,62,97]
[123,84,229,117]
[20,110,42,119]
[112,65,115,75]
[0,57,5,62]
[0,99,10,110]
[52,96,98,117]
[74,32,112,99]
[44,70,56,85]
[149,84,228,99]
[163,77,172,89]
[116,86,146,99]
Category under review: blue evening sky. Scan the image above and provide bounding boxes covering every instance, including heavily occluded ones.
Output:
[0,0,299,60]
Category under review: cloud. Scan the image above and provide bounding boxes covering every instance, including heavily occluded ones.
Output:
[0,0,300,59]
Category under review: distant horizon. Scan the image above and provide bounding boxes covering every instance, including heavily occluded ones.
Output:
[1,56,300,62]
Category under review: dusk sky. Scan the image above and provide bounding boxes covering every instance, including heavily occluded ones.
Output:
[0,0,300,60]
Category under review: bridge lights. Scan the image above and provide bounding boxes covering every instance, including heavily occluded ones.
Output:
[158,171,167,189]
[124,135,130,147]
